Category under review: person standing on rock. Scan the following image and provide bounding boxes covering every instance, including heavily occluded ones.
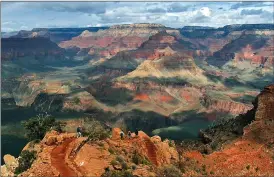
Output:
[120,130,125,140]
[127,131,132,139]
[135,128,139,137]
[77,125,82,138]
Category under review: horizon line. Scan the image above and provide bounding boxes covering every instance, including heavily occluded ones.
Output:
[2,23,274,33]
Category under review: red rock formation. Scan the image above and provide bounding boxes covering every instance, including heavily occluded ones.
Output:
[147,46,176,60]
[243,85,274,141]
[59,24,179,59]
[207,99,253,115]
[134,93,150,101]
[182,85,274,176]
[13,128,178,177]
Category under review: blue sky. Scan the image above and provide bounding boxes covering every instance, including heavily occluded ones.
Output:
[1,2,274,32]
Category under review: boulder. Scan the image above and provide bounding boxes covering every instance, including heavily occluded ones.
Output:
[154,139,179,165]
[41,130,59,144]
[1,165,14,177]
[56,133,76,144]
[45,136,57,146]
[3,154,18,172]
[41,131,76,146]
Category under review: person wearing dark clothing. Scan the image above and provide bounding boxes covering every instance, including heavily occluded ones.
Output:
[135,129,138,136]
[77,125,82,138]
[120,131,125,139]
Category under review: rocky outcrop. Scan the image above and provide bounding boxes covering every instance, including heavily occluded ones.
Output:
[243,85,274,143]
[203,98,253,115]
[1,155,19,177]
[182,84,274,176]
[16,131,78,177]
[41,131,76,146]
[7,127,178,177]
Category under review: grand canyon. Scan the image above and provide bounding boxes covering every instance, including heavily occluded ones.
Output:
[1,1,274,177]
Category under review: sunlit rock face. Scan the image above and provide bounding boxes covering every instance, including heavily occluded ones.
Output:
[59,24,181,59]
[10,129,177,177]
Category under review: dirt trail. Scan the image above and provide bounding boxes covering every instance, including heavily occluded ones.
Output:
[51,138,78,177]
[143,137,158,166]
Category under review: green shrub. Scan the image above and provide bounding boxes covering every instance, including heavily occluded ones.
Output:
[22,113,62,141]
[168,140,176,148]
[156,165,182,177]
[131,165,137,170]
[246,165,250,170]
[72,97,81,105]
[132,151,142,165]
[111,156,128,170]
[116,155,125,163]
[14,150,37,175]
[202,171,208,175]
[210,141,218,150]
[195,168,201,173]
[52,120,65,133]
[108,148,115,154]
[29,139,40,148]
[122,148,128,155]
[180,166,186,174]
[101,170,134,177]
[110,160,119,166]
[202,164,206,171]
[121,162,128,170]
[132,150,151,165]
[97,142,104,147]
[82,118,111,141]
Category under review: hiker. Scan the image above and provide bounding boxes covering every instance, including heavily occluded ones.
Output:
[77,125,82,138]
[120,130,125,140]
[135,128,139,137]
[127,131,132,139]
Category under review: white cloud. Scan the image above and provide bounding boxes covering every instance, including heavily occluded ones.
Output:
[200,7,212,17]
[1,2,273,31]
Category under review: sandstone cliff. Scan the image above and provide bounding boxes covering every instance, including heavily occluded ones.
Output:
[182,84,274,176]
[59,24,181,59]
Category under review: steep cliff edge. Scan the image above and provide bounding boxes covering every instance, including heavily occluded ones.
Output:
[182,84,274,176]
